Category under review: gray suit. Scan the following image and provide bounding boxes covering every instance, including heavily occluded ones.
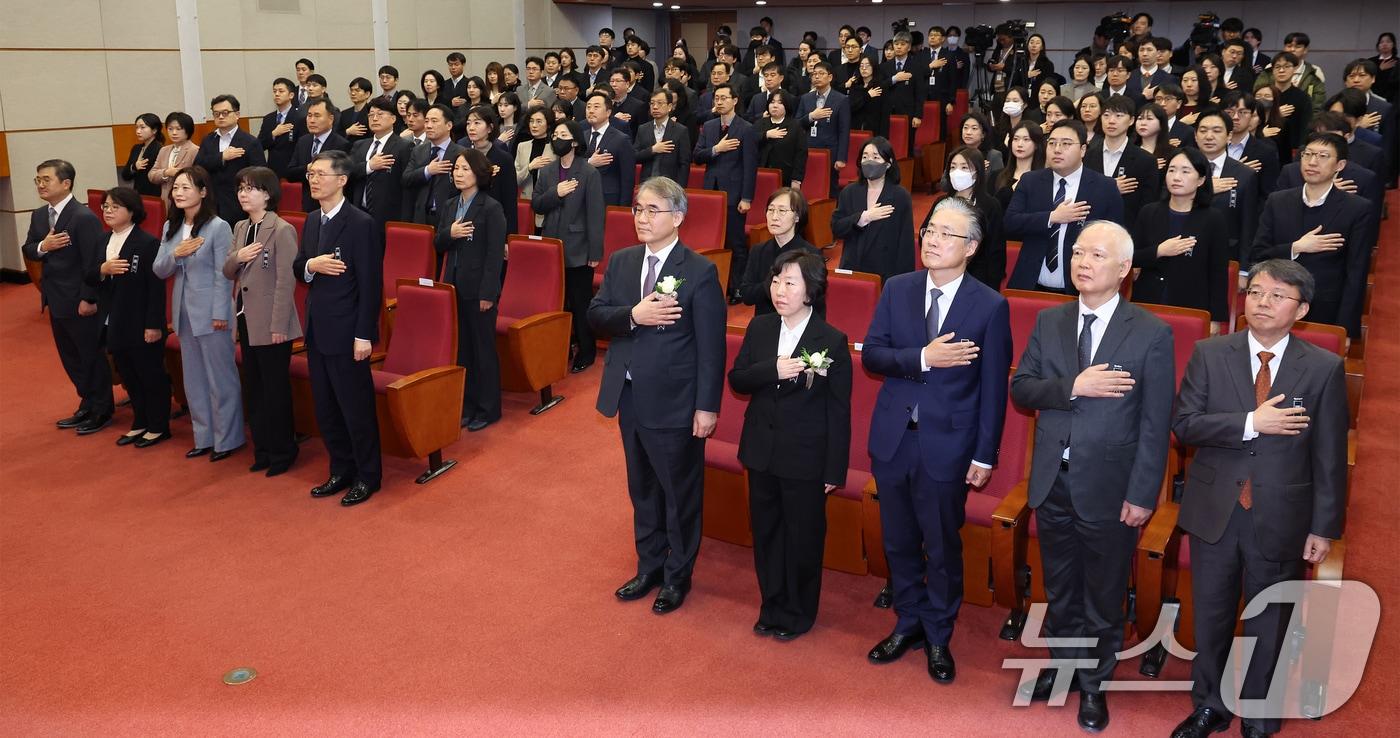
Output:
[222,213,303,346]
[534,158,607,367]
[153,217,245,453]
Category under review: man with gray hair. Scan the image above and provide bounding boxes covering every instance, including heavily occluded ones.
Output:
[588,176,727,615]
[878,30,926,156]
[862,196,1012,684]
[1010,220,1175,732]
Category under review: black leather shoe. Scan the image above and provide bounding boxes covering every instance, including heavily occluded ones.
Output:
[867,631,926,664]
[1238,725,1271,738]
[134,431,171,448]
[570,359,594,374]
[310,476,351,498]
[56,410,89,429]
[1020,670,1081,702]
[210,445,243,462]
[185,446,212,458]
[1078,692,1110,733]
[873,584,893,609]
[652,582,690,614]
[616,571,663,601]
[465,417,493,432]
[265,464,292,478]
[116,431,145,446]
[926,644,956,684]
[75,414,112,435]
[773,627,804,642]
[340,481,379,506]
[249,459,270,473]
[753,621,776,636]
[1170,707,1231,738]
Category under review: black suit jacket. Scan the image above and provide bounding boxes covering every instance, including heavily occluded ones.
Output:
[1173,331,1347,560]
[588,242,727,428]
[92,228,165,349]
[614,95,648,134]
[401,140,467,224]
[878,57,927,117]
[1130,203,1231,321]
[755,117,808,185]
[434,192,506,301]
[533,159,606,268]
[633,119,692,182]
[1210,156,1260,268]
[729,312,852,485]
[258,107,307,178]
[21,198,105,317]
[195,129,267,225]
[1086,140,1161,228]
[695,115,759,200]
[292,203,383,353]
[348,134,414,227]
[1004,167,1126,293]
[336,105,371,143]
[585,125,637,207]
[1239,134,1280,199]
[739,236,820,314]
[924,45,958,104]
[832,180,915,281]
[286,132,352,212]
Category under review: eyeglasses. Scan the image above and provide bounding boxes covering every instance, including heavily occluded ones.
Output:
[99,203,125,211]
[920,228,969,242]
[305,171,342,180]
[766,206,794,216]
[1299,150,1335,162]
[1245,289,1302,305]
[1045,139,1082,149]
[32,176,57,185]
[632,206,678,219]
[211,109,236,117]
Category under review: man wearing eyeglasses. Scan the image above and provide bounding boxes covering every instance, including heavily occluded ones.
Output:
[1250,132,1374,337]
[194,94,267,225]
[693,82,758,303]
[1168,258,1347,738]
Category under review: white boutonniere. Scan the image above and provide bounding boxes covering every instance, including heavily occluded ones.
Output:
[654,275,685,297]
[798,348,834,389]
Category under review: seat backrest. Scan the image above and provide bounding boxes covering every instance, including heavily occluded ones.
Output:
[382,221,436,301]
[1004,241,1021,291]
[499,235,564,321]
[381,279,458,376]
[601,206,636,275]
[953,89,969,129]
[1144,304,1210,389]
[745,168,783,228]
[688,164,706,189]
[979,379,1036,500]
[915,101,943,147]
[840,130,874,186]
[87,189,105,221]
[517,198,534,234]
[802,149,831,202]
[826,270,882,343]
[1226,259,1241,333]
[280,182,302,211]
[679,189,727,251]
[280,211,306,241]
[715,328,750,444]
[848,345,882,474]
[1006,288,1074,367]
[293,279,310,335]
[140,196,165,240]
[1292,320,1347,357]
[888,115,910,159]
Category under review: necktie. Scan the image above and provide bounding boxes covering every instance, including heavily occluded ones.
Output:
[589,131,600,154]
[48,206,58,230]
[311,137,321,156]
[317,212,331,251]
[1077,314,1097,371]
[277,111,285,126]
[362,139,381,207]
[1047,177,1067,271]
[643,254,659,296]
[925,287,943,342]
[896,59,904,73]
[429,146,444,211]
[1241,351,1275,509]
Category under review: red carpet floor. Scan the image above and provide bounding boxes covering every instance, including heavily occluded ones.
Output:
[2,195,1396,735]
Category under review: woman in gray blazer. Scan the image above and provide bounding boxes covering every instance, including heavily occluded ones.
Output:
[222,166,302,475]
[532,118,605,373]
[153,165,246,461]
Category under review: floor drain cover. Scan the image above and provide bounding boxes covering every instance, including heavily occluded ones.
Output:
[222,667,257,685]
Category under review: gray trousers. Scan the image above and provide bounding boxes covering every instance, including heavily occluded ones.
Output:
[178,310,245,452]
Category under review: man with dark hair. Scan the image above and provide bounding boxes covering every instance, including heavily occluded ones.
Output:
[1129,37,1171,100]
[797,60,850,195]
[1194,108,1260,277]
[294,58,315,107]
[827,25,856,68]
[608,68,647,129]
[376,65,400,101]
[634,87,691,182]
[1153,37,1177,78]
[924,25,956,127]
[1260,52,1314,163]
[401,104,466,225]
[624,37,657,92]
[349,97,413,229]
[294,150,383,507]
[757,16,783,64]
[1266,33,1327,115]
[599,27,624,68]
[521,55,556,110]
[1251,132,1374,336]
[1130,12,1154,43]
[694,82,758,301]
[1220,17,1244,42]
[584,91,636,206]
[583,45,610,89]
[1102,56,1143,107]
[1151,83,1196,146]
[444,51,469,110]
[1220,39,1256,94]
[403,98,429,147]
[303,74,328,104]
[1087,94,1160,227]
[1274,111,1385,257]
[259,77,307,178]
[1168,258,1347,738]
[1342,58,1396,184]
[1221,90,1281,200]
[22,159,113,433]
[879,31,926,156]
[195,94,267,224]
[745,61,789,121]
[1243,28,1270,74]
[856,26,880,64]
[555,76,585,121]
[285,98,351,213]
[339,77,374,142]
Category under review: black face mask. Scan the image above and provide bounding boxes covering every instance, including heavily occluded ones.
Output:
[861,160,888,180]
[551,138,574,156]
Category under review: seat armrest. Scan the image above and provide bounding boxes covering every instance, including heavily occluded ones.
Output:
[1138,501,1180,558]
[991,482,1030,527]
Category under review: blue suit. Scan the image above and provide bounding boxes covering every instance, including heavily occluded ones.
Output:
[694,114,759,287]
[862,271,1013,644]
[1004,167,1124,294]
[797,88,850,195]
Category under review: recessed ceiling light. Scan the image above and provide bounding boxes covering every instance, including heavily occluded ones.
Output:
[652,1,662,5]
[670,3,679,7]
[756,0,766,4]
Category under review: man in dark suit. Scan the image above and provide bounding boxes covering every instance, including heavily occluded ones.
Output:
[400,104,465,225]
[554,76,586,121]
[862,197,1013,685]
[1168,258,1347,738]
[1102,57,1144,108]
[443,51,470,113]
[581,45,612,91]
[1011,220,1175,732]
[292,151,383,507]
[195,94,267,225]
[797,62,850,195]
[258,78,306,179]
[583,91,637,207]
[1087,95,1161,228]
[1128,38,1174,99]
[1250,132,1375,337]
[634,88,691,182]
[284,99,350,213]
[608,68,648,131]
[878,32,927,158]
[349,97,413,230]
[1222,91,1280,200]
[1220,40,1257,95]
[21,159,113,432]
[1194,109,1260,273]
[588,177,727,615]
[1005,121,1125,294]
[944,26,972,94]
[693,83,759,301]
[1342,59,1395,184]
[923,27,957,138]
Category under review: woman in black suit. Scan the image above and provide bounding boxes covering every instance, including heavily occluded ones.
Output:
[1131,148,1230,332]
[924,146,1006,292]
[121,114,164,198]
[435,148,507,432]
[728,249,851,640]
[832,136,914,281]
[740,187,820,315]
[92,187,171,447]
[755,91,808,188]
[845,56,890,138]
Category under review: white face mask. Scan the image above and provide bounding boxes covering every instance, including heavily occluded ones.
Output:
[1003,101,1024,117]
[949,169,977,192]
[946,37,960,49]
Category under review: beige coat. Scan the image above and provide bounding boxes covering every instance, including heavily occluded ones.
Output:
[220,212,303,346]
[147,142,195,202]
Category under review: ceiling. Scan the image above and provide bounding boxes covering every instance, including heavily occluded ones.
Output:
[557,0,1094,8]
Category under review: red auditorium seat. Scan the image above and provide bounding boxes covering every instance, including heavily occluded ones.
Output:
[596,206,636,291]
[831,343,880,575]
[687,164,706,190]
[745,168,784,246]
[140,196,165,240]
[1144,304,1210,390]
[838,130,874,188]
[280,182,302,212]
[86,189,105,220]
[1003,242,1021,292]
[1226,259,1242,333]
[280,211,306,241]
[702,327,754,546]
[517,198,534,236]
[888,114,911,159]
[1005,288,1074,368]
[800,149,836,248]
[825,270,881,344]
[679,189,732,294]
[382,221,437,349]
[496,235,572,414]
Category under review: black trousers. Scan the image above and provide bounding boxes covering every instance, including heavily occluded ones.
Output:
[723,188,749,293]
[1035,466,1137,693]
[51,314,113,416]
[110,340,170,434]
[1190,503,1304,735]
[564,265,596,365]
[747,468,827,633]
[458,298,501,422]
[308,348,381,486]
[618,382,705,585]
[238,324,297,469]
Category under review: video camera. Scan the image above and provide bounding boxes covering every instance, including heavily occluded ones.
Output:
[1189,12,1222,53]
[1096,13,1133,47]
[995,19,1031,45]
[964,24,996,52]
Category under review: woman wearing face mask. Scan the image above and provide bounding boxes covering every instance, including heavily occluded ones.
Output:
[832,137,914,281]
[1061,55,1098,103]
[741,188,821,315]
[995,86,1040,152]
[1130,147,1229,334]
[847,56,890,139]
[533,119,605,374]
[957,111,1004,187]
[994,120,1045,211]
[122,114,165,198]
[924,146,1006,291]
[756,91,808,189]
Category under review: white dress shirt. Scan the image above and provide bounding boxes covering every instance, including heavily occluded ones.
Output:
[1067,292,1121,459]
[302,197,347,282]
[216,127,237,152]
[36,194,75,256]
[1038,165,1084,289]
[1208,151,1228,178]
[776,306,813,359]
[1242,331,1289,440]
[1101,138,1128,177]
[106,224,134,261]
[364,132,394,174]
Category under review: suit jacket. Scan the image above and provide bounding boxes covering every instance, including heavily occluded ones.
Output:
[864,272,1014,481]
[194,128,267,225]
[401,139,467,224]
[291,203,382,353]
[92,227,165,350]
[257,107,307,178]
[221,212,302,345]
[21,198,105,317]
[1275,160,1384,218]
[348,133,413,226]
[476,141,520,236]
[152,217,234,338]
[1011,299,1175,520]
[1219,65,1256,97]
[832,179,916,281]
[1239,133,1281,199]
[588,241,727,428]
[1130,203,1230,321]
[336,105,371,143]
[1364,93,1395,182]
[121,141,164,198]
[694,115,758,201]
[584,125,637,207]
[739,236,821,314]
[756,117,808,185]
[1126,68,1174,99]
[613,95,648,133]
[1004,167,1126,293]
[1172,331,1347,560]
[147,142,196,202]
[1086,140,1161,227]
[519,81,557,110]
[434,192,506,302]
[286,132,352,212]
[796,88,850,161]
[1250,187,1374,336]
[633,119,692,182]
[924,46,958,104]
[533,159,606,268]
[729,311,852,485]
[879,57,927,118]
[1210,156,1260,268]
